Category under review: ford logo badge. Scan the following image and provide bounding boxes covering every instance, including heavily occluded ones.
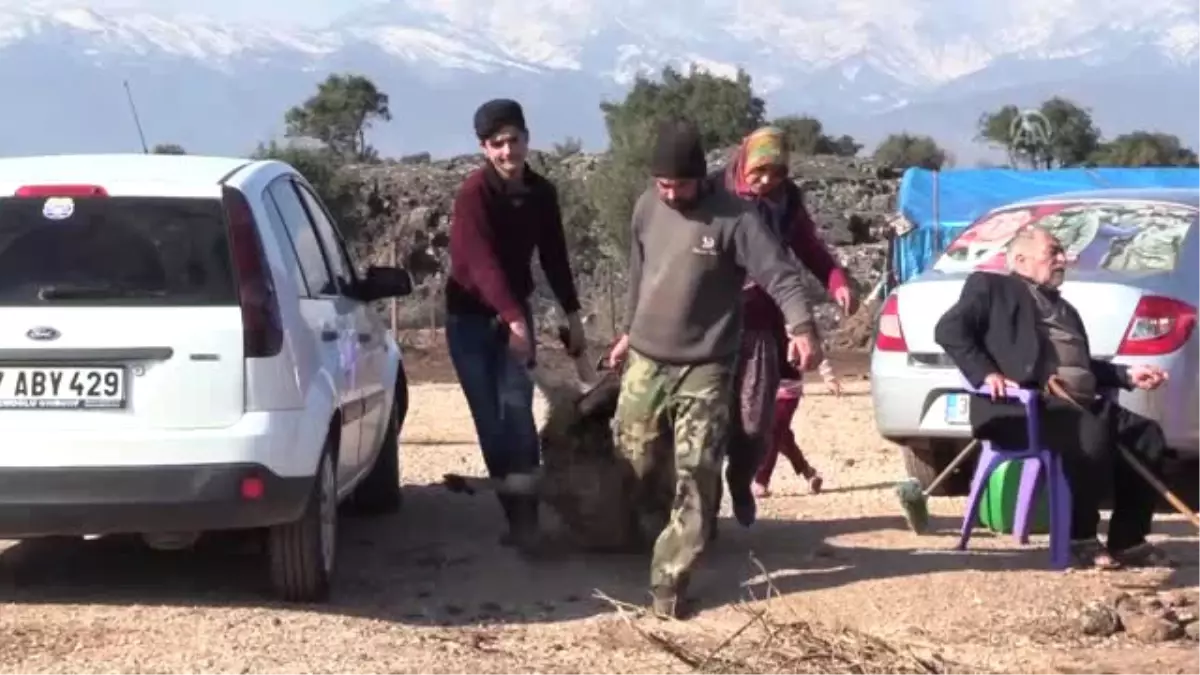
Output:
[26,326,61,341]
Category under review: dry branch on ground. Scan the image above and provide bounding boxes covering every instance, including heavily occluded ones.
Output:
[593,555,978,675]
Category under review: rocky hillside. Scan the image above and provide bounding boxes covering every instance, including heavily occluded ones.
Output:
[340,150,902,349]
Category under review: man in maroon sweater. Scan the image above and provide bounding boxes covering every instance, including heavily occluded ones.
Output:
[444,99,586,553]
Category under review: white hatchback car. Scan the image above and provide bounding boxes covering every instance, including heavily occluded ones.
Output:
[0,154,413,602]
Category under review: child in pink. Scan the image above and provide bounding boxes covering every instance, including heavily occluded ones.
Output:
[752,356,841,497]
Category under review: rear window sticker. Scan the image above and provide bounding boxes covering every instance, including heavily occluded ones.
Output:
[42,197,75,221]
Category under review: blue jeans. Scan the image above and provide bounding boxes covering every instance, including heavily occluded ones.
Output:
[445,311,541,481]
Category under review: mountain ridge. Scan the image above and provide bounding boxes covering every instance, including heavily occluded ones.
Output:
[0,1,1195,160]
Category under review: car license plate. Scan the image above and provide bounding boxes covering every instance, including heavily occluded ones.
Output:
[944,392,970,425]
[0,367,126,409]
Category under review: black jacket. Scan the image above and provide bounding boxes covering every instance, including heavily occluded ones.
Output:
[934,270,1130,391]
[934,271,1133,444]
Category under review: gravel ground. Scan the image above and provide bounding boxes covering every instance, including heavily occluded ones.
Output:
[0,342,1196,674]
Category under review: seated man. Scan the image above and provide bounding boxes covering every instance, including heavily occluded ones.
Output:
[934,224,1175,570]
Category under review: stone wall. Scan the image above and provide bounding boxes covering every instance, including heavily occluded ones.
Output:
[339,150,901,348]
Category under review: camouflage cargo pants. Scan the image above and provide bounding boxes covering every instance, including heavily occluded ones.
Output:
[613,348,735,590]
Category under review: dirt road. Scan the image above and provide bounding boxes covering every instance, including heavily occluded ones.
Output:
[0,344,1195,673]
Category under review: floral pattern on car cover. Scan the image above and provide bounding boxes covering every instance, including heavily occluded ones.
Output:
[934,201,1196,274]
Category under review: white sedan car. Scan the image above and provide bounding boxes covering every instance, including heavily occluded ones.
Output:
[870,188,1198,493]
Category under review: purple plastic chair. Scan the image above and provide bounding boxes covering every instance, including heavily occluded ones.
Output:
[956,379,1073,569]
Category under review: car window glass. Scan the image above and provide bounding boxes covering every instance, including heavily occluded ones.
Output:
[265,179,336,296]
[0,195,236,306]
[293,181,358,285]
[259,190,310,297]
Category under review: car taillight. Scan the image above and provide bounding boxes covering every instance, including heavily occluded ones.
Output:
[875,293,908,352]
[14,184,108,197]
[1117,295,1196,356]
[223,186,283,359]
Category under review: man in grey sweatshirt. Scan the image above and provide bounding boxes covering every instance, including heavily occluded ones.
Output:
[605,119,821,619]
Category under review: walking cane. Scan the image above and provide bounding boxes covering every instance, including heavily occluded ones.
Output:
[1045,376,1200,529]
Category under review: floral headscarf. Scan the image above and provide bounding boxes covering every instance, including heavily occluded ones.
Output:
[729,126,789,198]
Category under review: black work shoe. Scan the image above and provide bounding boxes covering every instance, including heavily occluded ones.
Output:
[732,500,756,527]
[728,482,757,527]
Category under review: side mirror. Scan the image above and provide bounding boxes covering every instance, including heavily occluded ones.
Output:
[358,265,413,301]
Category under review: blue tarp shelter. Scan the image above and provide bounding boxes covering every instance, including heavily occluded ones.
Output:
[891,167,1200,285]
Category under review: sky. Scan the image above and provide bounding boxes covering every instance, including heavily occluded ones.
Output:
[12,0,382,27]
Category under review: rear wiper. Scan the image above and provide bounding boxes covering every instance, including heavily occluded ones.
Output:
[37,284,168,300]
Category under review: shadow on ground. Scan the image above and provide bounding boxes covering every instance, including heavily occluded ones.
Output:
[401,341,873,387]
[1,472,1195,628]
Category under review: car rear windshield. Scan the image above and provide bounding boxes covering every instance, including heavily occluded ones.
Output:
[932,200,1198,274]
[0,195,238,306]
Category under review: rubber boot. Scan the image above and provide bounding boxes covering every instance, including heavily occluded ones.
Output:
[509,496,548,558]
[497,493,519,547]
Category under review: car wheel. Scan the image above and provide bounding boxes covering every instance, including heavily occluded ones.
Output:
[901,441,973,497]
[267,440,337,603]
[352,369,407,515]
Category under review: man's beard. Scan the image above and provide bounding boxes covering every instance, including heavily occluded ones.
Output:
[663,194,698,211]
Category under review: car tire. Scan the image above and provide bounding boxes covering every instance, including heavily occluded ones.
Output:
[266,441,337,603]
[352,368,408,515]
[901,442,972,497]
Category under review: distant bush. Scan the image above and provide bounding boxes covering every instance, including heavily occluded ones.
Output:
[399,152,432,165]
[872,133,948,170]
[151,143,186,155]
[251,140,365,240]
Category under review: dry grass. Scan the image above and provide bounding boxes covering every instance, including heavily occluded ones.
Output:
[594,555,975,675]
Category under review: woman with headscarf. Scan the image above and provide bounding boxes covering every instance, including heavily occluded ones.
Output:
[713,126,855,525]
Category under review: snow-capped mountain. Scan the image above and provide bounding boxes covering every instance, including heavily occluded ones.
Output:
[0,0,1196,160]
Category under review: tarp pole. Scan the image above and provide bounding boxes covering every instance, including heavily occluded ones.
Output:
[931,170,941,256]
[884,230,896,295]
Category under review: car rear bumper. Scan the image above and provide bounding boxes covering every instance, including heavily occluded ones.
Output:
[0,409,319,478]
[871,351,1199,456]
[0,463,311,539]
[870,351,973,442]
